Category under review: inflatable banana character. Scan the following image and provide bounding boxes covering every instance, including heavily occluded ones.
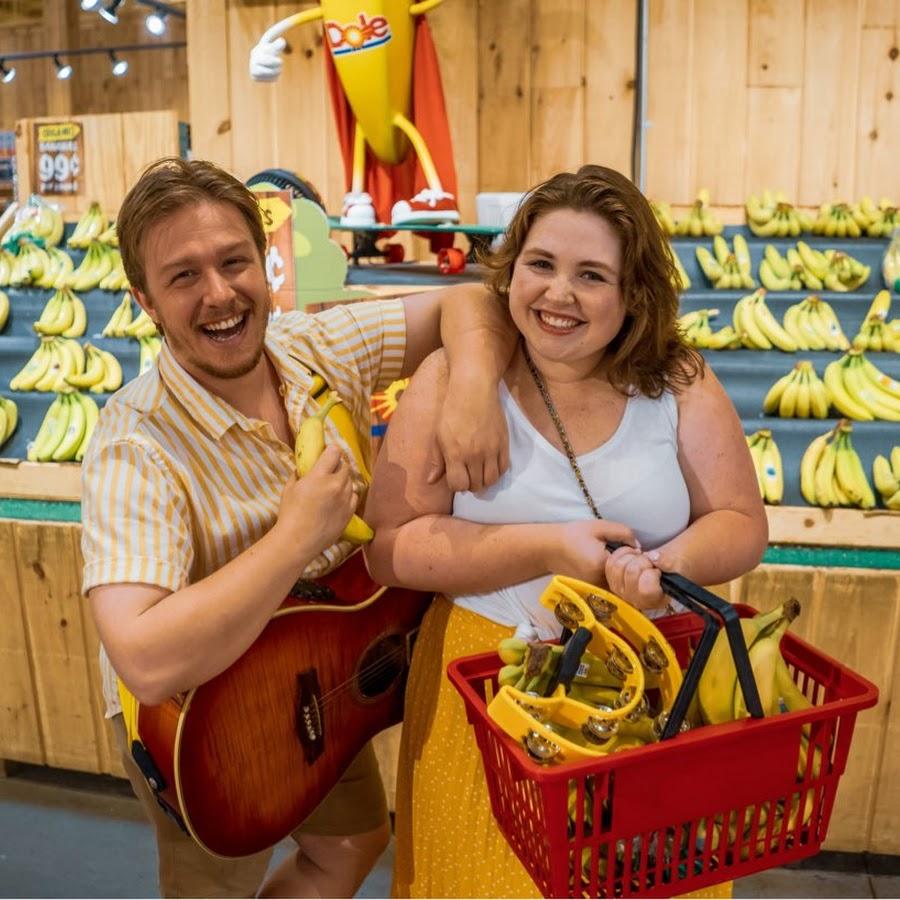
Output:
[251,0,459,227]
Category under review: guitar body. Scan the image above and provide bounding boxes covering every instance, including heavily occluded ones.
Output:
[135,552,430,857]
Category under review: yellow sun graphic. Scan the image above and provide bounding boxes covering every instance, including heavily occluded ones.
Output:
[371,378,410,420]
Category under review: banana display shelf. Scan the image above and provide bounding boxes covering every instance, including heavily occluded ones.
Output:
[673,228,897,507]
[0,246,141,462]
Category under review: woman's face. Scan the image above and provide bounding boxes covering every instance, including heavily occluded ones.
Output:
[508,207,627,376]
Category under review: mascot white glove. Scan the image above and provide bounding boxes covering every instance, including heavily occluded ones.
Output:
[249,35,287,82]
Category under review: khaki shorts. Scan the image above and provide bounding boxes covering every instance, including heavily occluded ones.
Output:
[112,714,388,898]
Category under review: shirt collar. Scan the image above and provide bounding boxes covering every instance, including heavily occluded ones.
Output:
[154,329,316,440]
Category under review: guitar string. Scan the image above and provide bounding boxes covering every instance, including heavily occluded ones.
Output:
[314,646,409,708]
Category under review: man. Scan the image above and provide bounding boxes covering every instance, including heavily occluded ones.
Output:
[81,157,513,898]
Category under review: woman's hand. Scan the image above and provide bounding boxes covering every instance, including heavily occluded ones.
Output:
[548,520,639,585]
[429,371,509,493]
[604,545,686,611]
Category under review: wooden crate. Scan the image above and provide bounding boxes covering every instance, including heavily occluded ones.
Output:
[14,110,180,221]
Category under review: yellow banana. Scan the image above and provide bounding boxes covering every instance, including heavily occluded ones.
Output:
[760,433,784,504]
[697,601,798,726]
[814,434,839,506]
[833,424,877,508]
[872,454,900,500]
[823,359,873,420]
[800,431,830,505]
[294,393,374,545]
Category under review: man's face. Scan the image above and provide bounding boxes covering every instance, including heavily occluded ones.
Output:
[133,200,271,387]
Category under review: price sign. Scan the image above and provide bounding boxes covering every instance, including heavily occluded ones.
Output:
[33,121,84,195]
[255,191,296,312]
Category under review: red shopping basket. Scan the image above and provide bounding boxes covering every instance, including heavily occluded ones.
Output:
[447,604,878,899]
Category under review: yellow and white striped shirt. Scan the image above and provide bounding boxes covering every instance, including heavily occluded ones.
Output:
[81,300,406,716]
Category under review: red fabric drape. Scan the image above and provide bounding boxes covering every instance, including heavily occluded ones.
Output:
[325,16,458,225]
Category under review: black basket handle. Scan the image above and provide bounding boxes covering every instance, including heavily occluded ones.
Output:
[603,541,763,739]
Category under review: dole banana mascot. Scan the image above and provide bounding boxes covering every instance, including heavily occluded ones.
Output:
[250,0,459,227]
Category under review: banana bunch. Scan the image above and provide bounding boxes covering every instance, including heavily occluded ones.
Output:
[67,202,108,249]
[762,361,829,419]
[294,392,374,544]
[27,391,100,462]
[854,315,899,352]
[651,200,678,236]
[759,245,804,291]
[824,350,900,421]
[671,250,691,291]
[70,241,115,292]
[10,198,66,247]
[124,307,159,339]
[0,248,15,286]
[852,291,898,352]
[678,308,740,349]
[0,290,8,332]
[98,249,129,291]
[872,447,900,510]
[697,599,801,725]
[787,241,870,292]
[96,222,118,247]
[34,246,75,290]
[8,240,52,287]
[10,337,83,392]
[33,287,87,338]
[858,196,898,238]
[675,188,722,236]
[746,429,783,504]
[64,342,124,394]
[138,336,163,375]
[0,396,18,451]
[783,295,850,351]
[733,288,798,351]
[102,291,134,337]
[810,201,868,238]
[801,420,876,508]
[9,337,122,394]
[696,234,755,289]
[746,190,812,237]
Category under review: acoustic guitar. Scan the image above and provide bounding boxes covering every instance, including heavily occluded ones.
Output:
[128,550,431,857]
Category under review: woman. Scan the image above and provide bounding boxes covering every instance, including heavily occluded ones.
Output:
[365,165,768,898]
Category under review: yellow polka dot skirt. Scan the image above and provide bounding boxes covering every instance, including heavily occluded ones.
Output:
[390,596,732,899]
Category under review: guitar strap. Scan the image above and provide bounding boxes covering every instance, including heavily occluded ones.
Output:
[118,367,372,754]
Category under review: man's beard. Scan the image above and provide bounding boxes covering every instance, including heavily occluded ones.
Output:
[190,341,266,381]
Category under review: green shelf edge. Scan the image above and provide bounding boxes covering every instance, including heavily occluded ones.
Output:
[0,498,897,569]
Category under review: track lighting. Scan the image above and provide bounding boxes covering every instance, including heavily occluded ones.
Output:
[109,51,129,77]
[54,55,73,80]
[145,11,168,35]
[0,61,15,84]
[81,0,102,10]
[99,0,124,24]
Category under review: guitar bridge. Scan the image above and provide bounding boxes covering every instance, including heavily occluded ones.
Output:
[295,670,324,763]
[289,579,336,602]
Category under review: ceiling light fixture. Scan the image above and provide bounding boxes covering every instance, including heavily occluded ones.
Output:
[54,54,73,80]
[109,51,129,76]
[0,61,15,84]
[145,11,168,35]
[99,0,125,24]
[81,0,102,10]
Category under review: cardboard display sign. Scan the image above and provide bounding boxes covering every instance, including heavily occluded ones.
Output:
[256,190,296,312]
[33,121,83,195]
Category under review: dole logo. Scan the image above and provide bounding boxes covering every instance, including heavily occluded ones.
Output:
[326,12,392,56]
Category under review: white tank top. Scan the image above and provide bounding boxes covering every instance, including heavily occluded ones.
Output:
[452,380,691,638]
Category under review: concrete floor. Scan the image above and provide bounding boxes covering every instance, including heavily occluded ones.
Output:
[1,763,898,899]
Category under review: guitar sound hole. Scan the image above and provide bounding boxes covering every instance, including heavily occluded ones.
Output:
[356,636,405,699]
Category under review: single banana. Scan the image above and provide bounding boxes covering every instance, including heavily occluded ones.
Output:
[872,455,900,500]
[733,608,796,719]
[760,433,784,504]
[814,434,839,506]
[752,292,799,351]
[74,392,100,462]
[294,393,374,545]
[823,359,873,420]
[763,369,795,415]
[800,431,830,505]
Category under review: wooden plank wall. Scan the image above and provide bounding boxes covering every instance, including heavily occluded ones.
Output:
[183,0,898,231]
[0,3,188,132]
